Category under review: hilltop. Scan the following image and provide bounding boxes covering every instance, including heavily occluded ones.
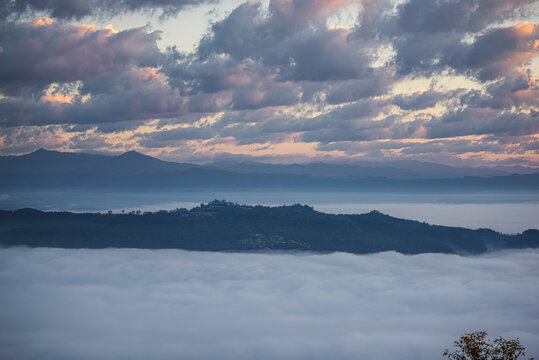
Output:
[1,201,537,255]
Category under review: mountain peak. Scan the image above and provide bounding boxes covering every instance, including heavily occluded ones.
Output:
[32,148,51,154]
[120,150,141,156]
[118,150,151,159]
[26,148,58,157]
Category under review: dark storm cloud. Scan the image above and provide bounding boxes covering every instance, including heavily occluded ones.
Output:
[0,0,214,20]
[0,20,161,95]
[0,248,538,360]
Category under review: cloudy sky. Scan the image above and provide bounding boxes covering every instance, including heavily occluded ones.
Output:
[1,247,538,360]
[0,0,538,166]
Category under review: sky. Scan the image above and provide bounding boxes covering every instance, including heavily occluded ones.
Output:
[1,247,538,360]
[0,0,538,166]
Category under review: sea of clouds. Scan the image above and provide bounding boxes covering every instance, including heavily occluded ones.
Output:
[0,247,538,360]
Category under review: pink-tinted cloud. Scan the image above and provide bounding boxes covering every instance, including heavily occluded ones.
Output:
[0,67,189,126]
[464,22,539,80]
[0,19,161,95]
[0,0,538,167]
[193,0,376,83]
[372,0,538,78]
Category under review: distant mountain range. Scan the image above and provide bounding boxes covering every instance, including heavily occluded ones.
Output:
[1,149,538,190]
[1,201,537,255]
[207,159,536,179]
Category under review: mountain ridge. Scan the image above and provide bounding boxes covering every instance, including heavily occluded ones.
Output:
[1,201,537,255]
[1,149,538,190]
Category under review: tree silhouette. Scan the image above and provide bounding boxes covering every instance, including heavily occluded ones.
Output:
[443,331,534,360]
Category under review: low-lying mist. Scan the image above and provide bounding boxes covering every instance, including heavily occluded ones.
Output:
[0,248,537,360]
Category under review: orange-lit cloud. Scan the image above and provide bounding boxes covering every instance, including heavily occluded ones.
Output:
[42,93,74,104]
[30,17,56,27]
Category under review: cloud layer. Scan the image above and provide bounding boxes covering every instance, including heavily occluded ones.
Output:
[1,247,538,360]
[0,0,538,166]
[0,0,214,20]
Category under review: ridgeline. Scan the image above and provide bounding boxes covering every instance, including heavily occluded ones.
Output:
[1,200,537,255]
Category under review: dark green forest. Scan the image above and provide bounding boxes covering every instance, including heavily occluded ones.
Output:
[1,200,537,254]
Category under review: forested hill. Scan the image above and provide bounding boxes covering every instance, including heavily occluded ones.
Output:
[1,201,537,255]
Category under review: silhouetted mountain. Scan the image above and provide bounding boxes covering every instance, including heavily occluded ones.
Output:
[0,149,198,175]
[377,159,538,177]
[207,159,517,179]
[0,149,199,187]
[357,159,516,178]
[1,201,537,254]
[1,149,538,190]
[207,161,426,179]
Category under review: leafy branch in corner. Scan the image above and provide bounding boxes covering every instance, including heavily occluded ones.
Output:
[443,331,534,360]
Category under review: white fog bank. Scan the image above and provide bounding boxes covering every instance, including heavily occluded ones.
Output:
[0,248,538,360]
